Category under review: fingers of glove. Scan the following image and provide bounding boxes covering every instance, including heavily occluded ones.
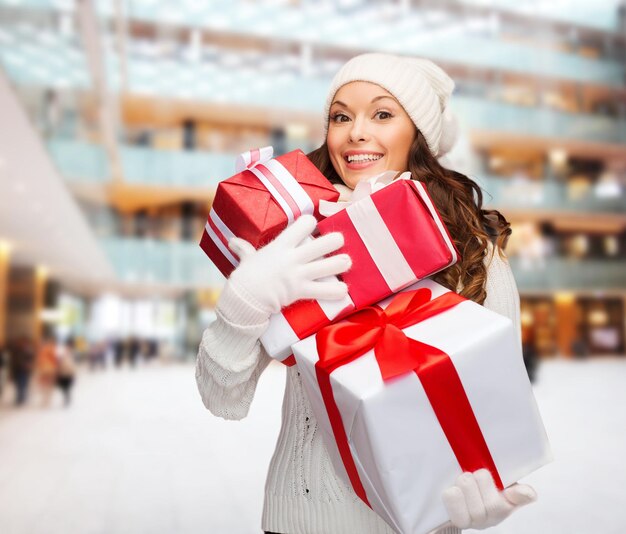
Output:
[274,214,317,249]
[474,469,504,515]
[502,484,537,508]
[296,232,345,264]
[442,486,472,530]
[300,254,352,280]
[228,237,255,260]
[456,472,488,526]
[299,280,348,301]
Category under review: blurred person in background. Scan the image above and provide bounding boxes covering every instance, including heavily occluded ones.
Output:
[56,337,76,407]
[9,336,35,406]
[113,338,125,368]
[88,340,107,371]
[128,336,140,368]
[35,334,58,407]
[196,53,536,534]
[0,342,8,400]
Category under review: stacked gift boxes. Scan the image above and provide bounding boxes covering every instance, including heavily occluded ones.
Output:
[200,147,551,534]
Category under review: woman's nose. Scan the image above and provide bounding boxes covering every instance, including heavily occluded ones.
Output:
[349,117,369,142]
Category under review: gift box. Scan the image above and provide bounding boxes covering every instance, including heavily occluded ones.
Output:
[260,173,459,364]
[200,146,340,278]
[292,278,552,534]
[317,173,458,309]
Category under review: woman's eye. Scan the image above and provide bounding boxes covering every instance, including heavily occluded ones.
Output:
[331,113,349,123]
[375,111,393,120]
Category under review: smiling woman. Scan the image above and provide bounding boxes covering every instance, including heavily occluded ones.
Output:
[196,53,533,534]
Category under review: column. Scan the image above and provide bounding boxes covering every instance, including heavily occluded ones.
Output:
[0,240,10,346]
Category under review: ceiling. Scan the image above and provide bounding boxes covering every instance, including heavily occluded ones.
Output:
[0,69,115,285]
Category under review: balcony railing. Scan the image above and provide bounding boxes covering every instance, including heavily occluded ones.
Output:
[452,97,626,144]
[510,257,626,291]
[50,139,626,214]
[100,237,223,288]
[1,5,623,88]
[477,175,626,214]
[100,237,626,292]
[49,138,236,187]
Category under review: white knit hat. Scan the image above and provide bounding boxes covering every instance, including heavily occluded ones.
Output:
[323,53,459,158]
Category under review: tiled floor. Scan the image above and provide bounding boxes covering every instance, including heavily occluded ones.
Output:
[0,358,625,534]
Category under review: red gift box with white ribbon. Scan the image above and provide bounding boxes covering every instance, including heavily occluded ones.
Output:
[292,279,552,534]
[260,172,459,365]
[199,146,340,278]
[317,172,458,309]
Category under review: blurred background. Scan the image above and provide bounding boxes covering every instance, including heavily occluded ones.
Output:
[0,1,625,533]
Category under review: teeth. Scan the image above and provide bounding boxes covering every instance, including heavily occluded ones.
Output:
[347,154,382,163]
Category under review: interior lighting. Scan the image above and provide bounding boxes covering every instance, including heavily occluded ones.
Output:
[40,308,64,323]
[0,239,12,257]
[588,309,609,326]
[36,265,49,280]
[549,148,568,170]
[554,292,575,304]
[521,309,534,326]
[604,236,619,256]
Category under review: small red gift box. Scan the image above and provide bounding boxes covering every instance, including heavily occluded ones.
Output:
[200,146,340,278]
[317,175,459,309]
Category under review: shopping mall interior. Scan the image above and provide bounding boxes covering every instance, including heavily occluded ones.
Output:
[0,1,625,533]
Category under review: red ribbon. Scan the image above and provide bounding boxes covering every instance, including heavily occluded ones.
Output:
[314,287,503,508]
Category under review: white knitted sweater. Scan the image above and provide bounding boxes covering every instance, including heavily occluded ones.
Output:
[195,243,521,534]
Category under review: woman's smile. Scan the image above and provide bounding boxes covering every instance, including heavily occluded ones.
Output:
[343,150,385,170]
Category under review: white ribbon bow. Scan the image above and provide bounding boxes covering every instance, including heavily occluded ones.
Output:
[319,171,412,217]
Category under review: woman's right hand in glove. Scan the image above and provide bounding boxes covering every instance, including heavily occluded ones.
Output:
[226,214,351,318]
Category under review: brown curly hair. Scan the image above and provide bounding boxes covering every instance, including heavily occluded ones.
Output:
[307,132,511,305]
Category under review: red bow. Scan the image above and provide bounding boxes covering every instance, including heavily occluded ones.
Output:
[316,287,465,380]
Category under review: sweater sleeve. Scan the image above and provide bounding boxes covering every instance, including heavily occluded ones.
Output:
[195,281,273,421]
[482,243,522,344]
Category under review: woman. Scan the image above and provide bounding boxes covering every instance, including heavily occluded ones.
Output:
[56,338,76,407]
[196,53,536,534]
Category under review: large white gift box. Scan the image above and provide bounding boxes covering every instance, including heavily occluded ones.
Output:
[292,278,552,534]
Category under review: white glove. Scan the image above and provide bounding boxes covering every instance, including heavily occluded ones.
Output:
[441,469,537,530]
[227,214,351,317]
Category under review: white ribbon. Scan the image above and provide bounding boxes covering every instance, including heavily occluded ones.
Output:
[318,171,411,217]
[234,146,314,224]
[204,210,240,268]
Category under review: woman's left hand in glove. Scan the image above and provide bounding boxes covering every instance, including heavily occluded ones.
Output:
[441,468,537,530]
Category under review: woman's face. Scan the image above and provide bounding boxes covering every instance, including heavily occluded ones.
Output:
[327,81,417,189]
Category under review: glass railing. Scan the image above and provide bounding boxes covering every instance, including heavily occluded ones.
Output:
[101,237,626,291]
[477,175,626,213]
[48,138,237,186]
[510,257,626,291]
[458,0,621,32]
[1,14,624,96]
[451,97,626,144]
[100,237,223,288]
[48,139,110,183]
[121,145,234,188]
[50,139,626,214]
